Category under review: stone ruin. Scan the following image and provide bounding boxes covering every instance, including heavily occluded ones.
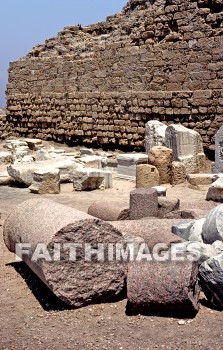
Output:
[0,0,222,153]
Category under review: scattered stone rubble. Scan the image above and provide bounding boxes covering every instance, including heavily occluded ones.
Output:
[172,203,223,309]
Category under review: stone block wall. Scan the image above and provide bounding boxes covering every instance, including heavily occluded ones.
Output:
[4,0,223,151]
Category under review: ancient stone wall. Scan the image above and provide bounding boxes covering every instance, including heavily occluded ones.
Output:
[4,0,223,151]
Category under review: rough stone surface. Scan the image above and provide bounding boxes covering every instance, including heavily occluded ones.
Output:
[29,168,60,194]
[158,197,180,219]
[3,198,127,307]
[165,124,205,174]
[113,219,185,251]
[136,164,159,188]
[7,158,80,186]
[202,205,223,244]
[206,178,223,202]
[214,125,223,173]
[73,168,112,191]
[172,221,195,241]
[148,146,173,184]
[187,173,214,190]
[127,259,200,316]
[171,161,186,186]
[117,154,148,178]
[88,201,129,221]
[144,120,167,153]
[199,253,223,310]
[129,188,158,220]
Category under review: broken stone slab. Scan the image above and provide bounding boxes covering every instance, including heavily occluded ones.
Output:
[148,146,173,184]
[100,158,118,173]
[171,161,186,185]
[152,186,167,197]
[144,120,167,153]
[73,168,112,191]
[158,197,180,218]
[7,158,81,186]
[29,168,60,194]
[169,241,218,265]
[202,205,223,244]
[136,164,159,188]
[4,139,28,150]
[129,188,158,220]
[199,253,223,310]
[206,178,223,202]
[117,153,148,178]
[172,221,196,240]
[80,148,94,156]
[127,259,200,316]
[3,198,127,307]
[80,155,103,168]
[172,218,205,242]
[187,173,215,190]
[23,138,43,151]
[165,124,205,174]
[0,151,13,165]
[88,201,129,221]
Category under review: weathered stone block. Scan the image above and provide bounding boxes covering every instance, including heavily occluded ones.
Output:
[129,188,158,220]
[136,164,159,188]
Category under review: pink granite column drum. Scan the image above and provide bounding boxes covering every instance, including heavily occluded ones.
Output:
[3,198,127,307]
[112,219,185,250]
[88,201,129,221]
[127,260,200,317]
[129,188,158,220]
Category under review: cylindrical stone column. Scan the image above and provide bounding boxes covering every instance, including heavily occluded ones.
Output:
[3,198,127,307]
[88,201,129,221]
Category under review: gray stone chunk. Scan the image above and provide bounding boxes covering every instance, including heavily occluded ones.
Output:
[172,220,195,240]
[199,253,223,310]
[202,205,223,244]
[117,153,148,178]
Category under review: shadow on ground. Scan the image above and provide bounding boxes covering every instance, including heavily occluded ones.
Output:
[7,262,74,311]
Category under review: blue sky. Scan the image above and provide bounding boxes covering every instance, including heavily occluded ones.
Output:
[0,0,127,106]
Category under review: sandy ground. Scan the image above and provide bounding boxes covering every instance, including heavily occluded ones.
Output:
[0,141,222,350]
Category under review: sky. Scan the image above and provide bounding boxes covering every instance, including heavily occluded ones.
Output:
[0,0,127,107]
